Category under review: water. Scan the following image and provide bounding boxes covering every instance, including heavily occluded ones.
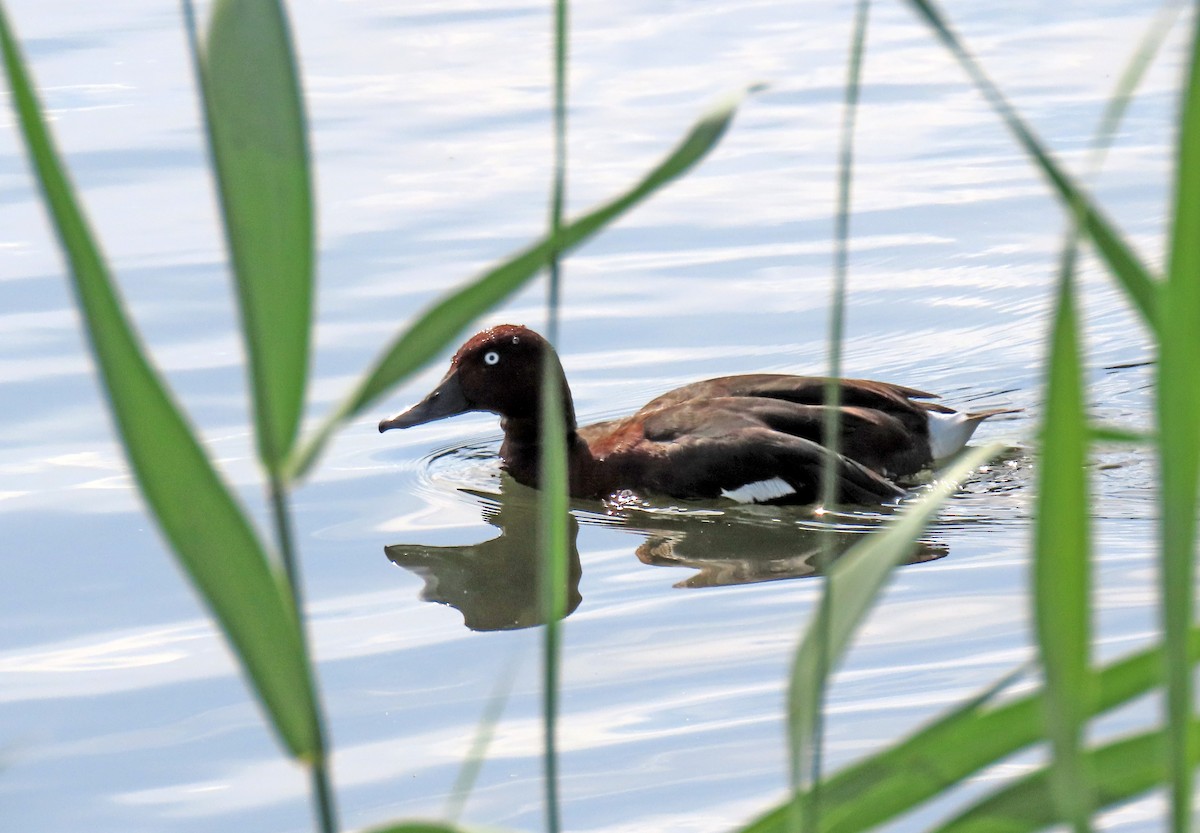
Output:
[0,0,1177,830]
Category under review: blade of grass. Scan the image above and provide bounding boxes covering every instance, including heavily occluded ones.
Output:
[444,652,522,824]
[930,719,1200,833]
[1088,424,1154,444]
[285,91,749,482]
[538,363,570,833]
[0,3,320,760]
[545,0,568,346]
[803,3,871,830]
[1157,10,1200,832]
[188,0,313,475]
[1034,262,1093,832]
[538,1,570,831]
[786,443,1003,830]
[739,626,1200,833]
[182,5,336,829]
[1025,4,1182,819]
[902,0,1161,335]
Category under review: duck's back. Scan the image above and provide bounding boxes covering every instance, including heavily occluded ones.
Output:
[635,374,946,462]
[639,374,946,421]
[572,374,945,504]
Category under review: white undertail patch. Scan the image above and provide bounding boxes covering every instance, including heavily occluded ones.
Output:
[926,410,982,461]
[722,477,796,504]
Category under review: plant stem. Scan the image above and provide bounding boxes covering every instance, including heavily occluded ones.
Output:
[801,3,871,832]
[546,0,568,347]
[540,2,570,831]
[270,473,340,833]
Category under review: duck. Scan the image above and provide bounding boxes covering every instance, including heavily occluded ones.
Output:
[378,324,1017,505]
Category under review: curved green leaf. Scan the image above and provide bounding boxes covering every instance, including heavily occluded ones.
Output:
[1034,270,1093,831]
[198,0,313,472]
[786,443,1004,827]
[932,720,1200,833]
[0,5,319,760]
[1157,11,1200,831]
[738,626,1200,833]
[285,90,748,481]
[1088,423,1154,444]
[902,0,1161,335]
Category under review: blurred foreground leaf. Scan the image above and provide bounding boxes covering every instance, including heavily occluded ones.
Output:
[741,626,1200,833]
[786,443,1003,826]
[1156,10,1200,831]
[1034,270,1093,831]
[903,0,1161,335]
[932,720,1200,833]
[0,3,320,760]
[196,0,314,473]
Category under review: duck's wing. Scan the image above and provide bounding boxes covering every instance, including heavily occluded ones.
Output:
[629,398,906,505]
[641,374,951,421]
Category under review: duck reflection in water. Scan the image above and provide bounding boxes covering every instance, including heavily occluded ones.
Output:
[385,481,947,630]
[385,488,582,632]
[628,506,946,588]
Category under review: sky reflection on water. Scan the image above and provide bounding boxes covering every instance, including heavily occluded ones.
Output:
[0,0,1175,830]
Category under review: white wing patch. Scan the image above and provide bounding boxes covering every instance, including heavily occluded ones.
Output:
[721,477,796,503]
[926,410,981,461]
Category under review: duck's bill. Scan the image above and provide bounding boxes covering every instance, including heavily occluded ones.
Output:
[378,370,471,432]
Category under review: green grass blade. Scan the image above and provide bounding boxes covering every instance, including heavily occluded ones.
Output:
[739,627,1200,833]
[1088,424,1154,444]
[538,363,569,833]
[539,2,570,831]
[785,443,1003,828]
[0,4,319,760]
[285,91,748,482]
[1019,6,1184,816]
[902,0,1161,335]
[804,3,871,828]
[1034,268,1093,832]
[444,653,521,824]
[545,0,568,343]
[1157,11,1200,832]
[930,720,1200,833]
[193,0,314,473]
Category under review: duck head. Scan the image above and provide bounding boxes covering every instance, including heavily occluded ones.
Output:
[378,324,577,433]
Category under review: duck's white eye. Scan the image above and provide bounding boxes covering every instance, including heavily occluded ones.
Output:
[484,351,500,366]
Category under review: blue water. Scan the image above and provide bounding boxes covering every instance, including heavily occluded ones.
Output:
[0,0,1177,830]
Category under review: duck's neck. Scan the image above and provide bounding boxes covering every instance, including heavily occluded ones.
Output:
[499,413,595,495]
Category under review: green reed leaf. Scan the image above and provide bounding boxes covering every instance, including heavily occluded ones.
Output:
[444,655,521,824]
[539,1,571,829]
[1034,270,1093,832]
[195,0,313,473]
[538,362,569,833]
[1089,424,1154,444]
[0,4,320,759]
[285,91,748,481]
[931,720,1200,833]
[739,625,1200,833]
[1157,11,1200,832]
[802,2,871,825]
[785,443,1003,828]
[902,0,1161,335]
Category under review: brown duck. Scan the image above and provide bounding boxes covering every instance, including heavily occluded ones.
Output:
[379,324,1017,504]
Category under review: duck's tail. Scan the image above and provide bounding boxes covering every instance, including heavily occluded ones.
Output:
[927,407,1021,461]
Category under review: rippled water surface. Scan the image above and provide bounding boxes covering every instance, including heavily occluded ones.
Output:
[0,0,1178,830]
